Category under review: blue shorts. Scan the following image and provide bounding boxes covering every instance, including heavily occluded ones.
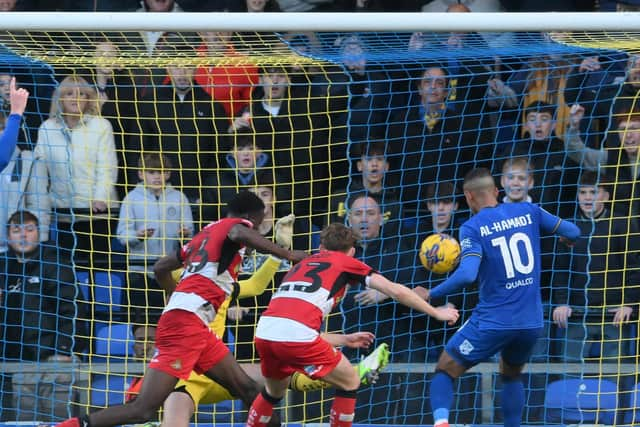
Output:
[445,317,543,368]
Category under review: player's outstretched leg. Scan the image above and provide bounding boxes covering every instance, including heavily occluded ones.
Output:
[357,343,390,385]
[288,343,390,392]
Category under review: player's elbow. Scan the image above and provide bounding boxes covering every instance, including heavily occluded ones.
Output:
[451,256,479,285]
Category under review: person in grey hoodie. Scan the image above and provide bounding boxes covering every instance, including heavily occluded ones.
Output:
[117,153,193,319]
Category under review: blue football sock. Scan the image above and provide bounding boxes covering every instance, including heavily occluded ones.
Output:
[501,377,524,427]
[430,371,454,424]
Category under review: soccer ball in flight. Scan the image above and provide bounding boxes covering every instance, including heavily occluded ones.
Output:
[419,233,461,274]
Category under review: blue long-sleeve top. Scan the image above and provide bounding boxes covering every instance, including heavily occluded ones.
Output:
[429,202,580,329]
[0,114,21,171]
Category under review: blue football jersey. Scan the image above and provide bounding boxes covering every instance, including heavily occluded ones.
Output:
[459,202,561,329]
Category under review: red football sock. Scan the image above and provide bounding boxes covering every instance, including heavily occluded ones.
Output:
[330,395,356,427]
[247,391,275,427]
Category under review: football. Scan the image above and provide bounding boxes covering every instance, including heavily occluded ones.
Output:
[419,233,461,274]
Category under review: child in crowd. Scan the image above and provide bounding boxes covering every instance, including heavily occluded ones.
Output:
[500,156,535,204]
[501,101,579,217]
[500,155,560,361]
[331,141,401,232]
[117,153,193,319]
[423,181,462,235]
[201,131,275,224]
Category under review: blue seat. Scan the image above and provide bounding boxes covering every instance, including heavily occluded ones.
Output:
[90,374,130,407]
[545,378,618,425]
[93,271,125,312]
[77,270,126,315]
[76,270,91,301]
[94,324,134,363]
[624,382,640,424]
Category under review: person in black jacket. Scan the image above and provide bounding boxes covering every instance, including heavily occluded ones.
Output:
[334,193,412,421]
[89,39,140,199]
[328,141,402,233]
[552,171,640,362]
[388,64,492,215]
[0,210,81,422]
[410,182,471,363]
[201,131,277,224]
[496,101,581,219]
[133,38,229,205]
[229,65,330,227]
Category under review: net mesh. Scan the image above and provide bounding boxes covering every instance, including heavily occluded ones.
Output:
[0,27,639,426]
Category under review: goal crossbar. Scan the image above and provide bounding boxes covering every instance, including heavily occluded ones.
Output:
[0,12,639,32]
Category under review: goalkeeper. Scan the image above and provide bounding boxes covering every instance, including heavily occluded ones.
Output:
[135,214,390,427]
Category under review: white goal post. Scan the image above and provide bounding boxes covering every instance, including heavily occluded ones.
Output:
[0,11,639,32]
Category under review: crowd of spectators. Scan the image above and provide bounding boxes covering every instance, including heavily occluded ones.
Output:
[1,2,640,424]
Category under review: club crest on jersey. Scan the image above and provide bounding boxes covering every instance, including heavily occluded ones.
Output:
[460,238,472,250]
[304,364,321,376]
[459,339,474,356]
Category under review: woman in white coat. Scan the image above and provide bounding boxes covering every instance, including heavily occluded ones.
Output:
[34,75,118,263]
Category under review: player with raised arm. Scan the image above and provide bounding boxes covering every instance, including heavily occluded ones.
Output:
[416,168,580,427]
[56,191,307,427]
[245,223,460,427]
[0,77,29,170]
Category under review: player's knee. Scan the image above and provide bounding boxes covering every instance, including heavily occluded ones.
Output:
[434,368,456,380]
[341,374,361,392]
[434,357,465,379]
[499,360,524,379]
[262,388,283,405]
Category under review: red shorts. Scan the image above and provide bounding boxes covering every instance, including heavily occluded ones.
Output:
[148,309,230,380]
[255,336,343,380]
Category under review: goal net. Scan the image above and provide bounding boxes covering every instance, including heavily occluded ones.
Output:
[0,14,639,426]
